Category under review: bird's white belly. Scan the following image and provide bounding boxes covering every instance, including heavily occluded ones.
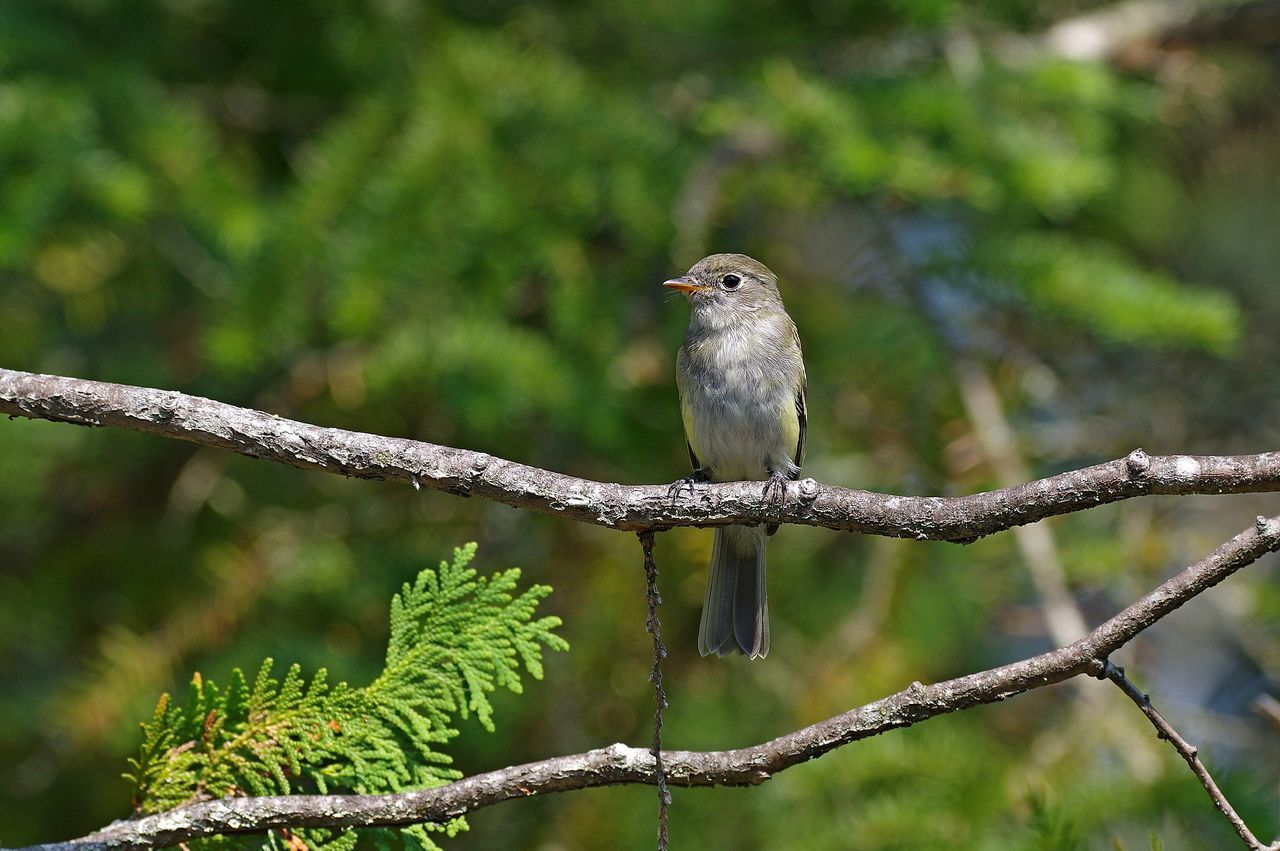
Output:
[686,365,791,482]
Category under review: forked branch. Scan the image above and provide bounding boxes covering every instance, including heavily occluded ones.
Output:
[18,515,1280,850]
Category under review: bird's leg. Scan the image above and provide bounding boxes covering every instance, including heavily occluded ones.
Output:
[668,466,712,503]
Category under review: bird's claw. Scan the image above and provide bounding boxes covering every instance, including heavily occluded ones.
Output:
[667,477,695,503]
[668,467,712,504]
[762,472,789,509]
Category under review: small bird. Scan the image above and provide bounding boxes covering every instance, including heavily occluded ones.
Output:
[664,254,807,659]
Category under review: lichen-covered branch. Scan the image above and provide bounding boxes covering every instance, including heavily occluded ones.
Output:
[4,367,1280,541]
[19,515,1280,851]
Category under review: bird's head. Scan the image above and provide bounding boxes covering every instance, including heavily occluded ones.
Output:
[662,254,783,329]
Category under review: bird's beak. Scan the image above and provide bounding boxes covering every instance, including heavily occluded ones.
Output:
[662,276,707,294]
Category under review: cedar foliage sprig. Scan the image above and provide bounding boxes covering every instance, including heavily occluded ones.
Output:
[124,543,567,849]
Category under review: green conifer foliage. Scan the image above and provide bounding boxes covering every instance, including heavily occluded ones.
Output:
[123,543,567,849]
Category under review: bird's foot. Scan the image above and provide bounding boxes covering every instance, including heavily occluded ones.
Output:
[668,467,712,503]
[762,470,789,509]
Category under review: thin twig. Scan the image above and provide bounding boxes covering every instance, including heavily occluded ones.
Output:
[1099,660,1280,851]
[17,514,1280,850]
[955,357,1089,645]
[4,367,1280,541]
[638,531,670,850]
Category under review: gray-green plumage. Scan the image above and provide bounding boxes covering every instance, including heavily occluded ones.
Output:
[664,254,807,659]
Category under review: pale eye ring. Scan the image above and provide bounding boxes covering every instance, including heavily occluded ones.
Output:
[722,274,741,289]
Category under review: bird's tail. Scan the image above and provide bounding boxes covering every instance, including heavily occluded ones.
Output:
[698,525,769,659]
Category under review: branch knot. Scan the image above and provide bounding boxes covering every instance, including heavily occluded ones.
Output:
[797,477,819,502]
[1126,448,1151,476]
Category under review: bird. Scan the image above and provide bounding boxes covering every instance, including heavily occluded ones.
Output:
[663,254,807,659]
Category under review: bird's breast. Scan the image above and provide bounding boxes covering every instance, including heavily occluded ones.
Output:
[678,324,799,481]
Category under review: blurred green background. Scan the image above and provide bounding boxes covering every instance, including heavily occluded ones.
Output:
[2,1,1279,847]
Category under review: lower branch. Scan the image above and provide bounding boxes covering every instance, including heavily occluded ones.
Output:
[1101,661,1280,851]
[21,514,1280,850]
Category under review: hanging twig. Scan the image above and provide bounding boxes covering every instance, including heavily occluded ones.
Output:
[638,531,671,850]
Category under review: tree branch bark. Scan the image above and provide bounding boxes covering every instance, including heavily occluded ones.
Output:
[16,514,1280,850]
[4,367,1280,542]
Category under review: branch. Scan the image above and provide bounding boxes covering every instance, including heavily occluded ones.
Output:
[1037,0,1203,61]
[4,367,1280,541]
[21,514,1280,850]
[1101,661,1280,851]
[1004,0,1280,64]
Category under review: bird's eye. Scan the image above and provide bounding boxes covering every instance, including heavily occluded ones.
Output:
[721,274,741,289]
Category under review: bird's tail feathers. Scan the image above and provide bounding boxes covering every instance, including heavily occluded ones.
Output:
[698,525,769,659]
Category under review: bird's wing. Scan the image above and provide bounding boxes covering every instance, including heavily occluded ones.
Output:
[675,347,704,473]
[686,438,702,473]
[791,321,807,477]
[793,380,807,476]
